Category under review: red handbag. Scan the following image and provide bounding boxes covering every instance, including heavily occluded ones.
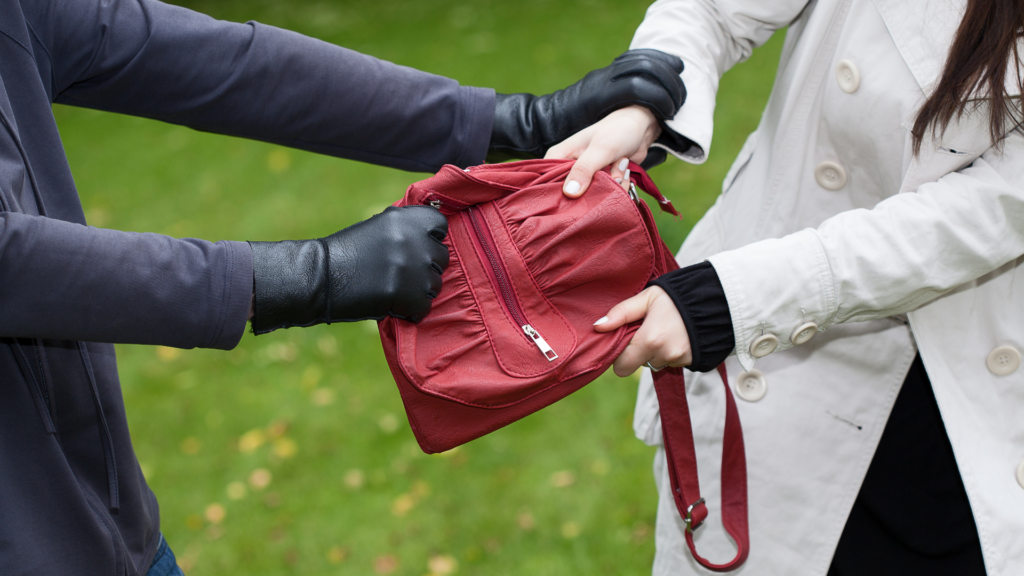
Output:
[378,159,749,571]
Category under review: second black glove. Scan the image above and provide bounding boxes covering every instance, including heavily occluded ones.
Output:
[249,205,450,334]
[488,49,686,162]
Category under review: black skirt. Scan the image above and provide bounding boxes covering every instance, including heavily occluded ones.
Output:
[828,355,987,575]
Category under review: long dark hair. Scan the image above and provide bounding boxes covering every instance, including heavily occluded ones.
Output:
[912,0,1024,154]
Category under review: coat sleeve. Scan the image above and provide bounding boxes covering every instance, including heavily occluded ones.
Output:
[24,0,494,172]
[0,212,253,349]
[708,132,1024,370]
[629,0,810,163]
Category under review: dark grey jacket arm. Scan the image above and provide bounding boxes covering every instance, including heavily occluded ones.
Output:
[0,212,252,349]
[24,0,494,172]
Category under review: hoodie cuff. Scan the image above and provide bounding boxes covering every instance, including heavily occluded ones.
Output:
[649,261,734,372]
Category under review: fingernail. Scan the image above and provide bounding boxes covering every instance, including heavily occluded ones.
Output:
[593,316,609,326]
[618,158,629,171]
[564,180,581,195]
[613,177,623,185]
[623,169,630,182]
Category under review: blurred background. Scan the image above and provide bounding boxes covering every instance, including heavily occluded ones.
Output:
[55,1,782,574]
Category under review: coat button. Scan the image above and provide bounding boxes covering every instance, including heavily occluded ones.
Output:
[1017,461,1024,490]
[749,333,779,358]
[815,161,848,190]
[835,59,860,93]
[736,370,767,402]
[790,322,819,345]
[987,345,1021,376]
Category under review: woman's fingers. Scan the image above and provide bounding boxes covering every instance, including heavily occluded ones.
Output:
[545,105,661,198]
[563,140,624,197]
[609,158,630,189]
[597,286,691,377]
[593,288,655,332]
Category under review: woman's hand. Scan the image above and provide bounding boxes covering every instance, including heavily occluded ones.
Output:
[593,286,691,376]
[544,105,661,197]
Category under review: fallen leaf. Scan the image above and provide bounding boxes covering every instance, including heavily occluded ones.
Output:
[318,335,337,356]
[226,481,247,500]
[378,413,400,434]
[204,503,226,524]
[180,437,201,455]
[391,493,416,517]
[374,554,399,574]
[411,480,431,498]
[238,429,266,453]
[266,419,290,438]
[272,437,298,459]
[185,513,204,531]
[344,469,365,490]
[248,468,272,490]
[267,149,292,173]
[517,511,535,531]
[311,387,335,406]
[428,554,458,574]
[156,346,181,362]
[326,545,348,564]
[301,365,322,390]
[550,470,576,488]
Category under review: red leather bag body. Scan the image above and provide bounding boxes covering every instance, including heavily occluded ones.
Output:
[379,159,675,452]
[378,159,749,571]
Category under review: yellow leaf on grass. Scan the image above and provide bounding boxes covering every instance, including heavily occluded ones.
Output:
[550,470,576,488]
[248,468,272,490]
[428,554,458,574]
[391,493,416,517]
[156,346,181,362]
[272,437,298,459]
[326,545,348,564]
[238,429,266,453]
[204,503,226,524]
[180,437,201,455]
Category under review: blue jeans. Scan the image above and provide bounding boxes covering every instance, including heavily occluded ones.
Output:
[146,535,185,576]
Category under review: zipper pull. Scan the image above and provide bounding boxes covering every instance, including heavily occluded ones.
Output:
[523,325,558,361]
[428,199,442,209]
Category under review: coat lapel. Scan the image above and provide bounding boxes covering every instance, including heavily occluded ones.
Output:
[871,0,965,93]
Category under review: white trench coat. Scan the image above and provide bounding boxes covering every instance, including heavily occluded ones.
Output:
[629,0,1024,574]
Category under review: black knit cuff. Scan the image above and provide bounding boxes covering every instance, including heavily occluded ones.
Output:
[649,261,735,372]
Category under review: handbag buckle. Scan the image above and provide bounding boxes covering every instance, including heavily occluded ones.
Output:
[684,497,706,534]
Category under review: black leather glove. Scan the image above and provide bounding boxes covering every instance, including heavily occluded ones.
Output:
[487,49,686,162]
[248,205,449,334]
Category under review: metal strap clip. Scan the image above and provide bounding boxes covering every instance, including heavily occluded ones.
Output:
[684,497,706,534]
[627,181,641,204]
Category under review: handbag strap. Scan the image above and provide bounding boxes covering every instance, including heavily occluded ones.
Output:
[628,162,680,217]
[652,364,749,572]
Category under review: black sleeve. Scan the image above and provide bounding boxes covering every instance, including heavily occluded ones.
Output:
[649,261,735,372]
[25,0,495,172]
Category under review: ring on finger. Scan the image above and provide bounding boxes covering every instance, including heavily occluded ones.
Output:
[645,361,666,372]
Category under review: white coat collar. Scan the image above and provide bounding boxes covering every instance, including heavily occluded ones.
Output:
[871,0,966,93]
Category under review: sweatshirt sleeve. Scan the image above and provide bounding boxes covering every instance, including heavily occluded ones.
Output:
[26,0,495,172]
[0,212,252,349]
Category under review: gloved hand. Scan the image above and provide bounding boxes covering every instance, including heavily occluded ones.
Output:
[487,49,686,162]
[248,205,449,334]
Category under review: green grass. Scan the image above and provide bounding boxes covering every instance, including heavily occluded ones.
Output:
[55,1,783,574]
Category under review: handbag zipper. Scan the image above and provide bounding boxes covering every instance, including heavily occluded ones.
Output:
[464,206,558,362]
